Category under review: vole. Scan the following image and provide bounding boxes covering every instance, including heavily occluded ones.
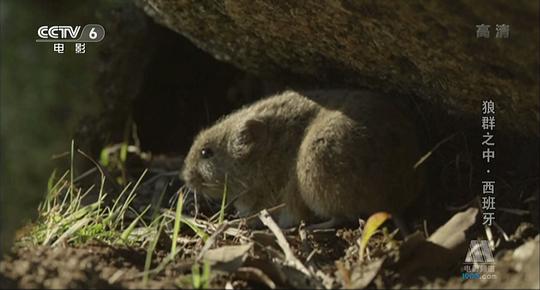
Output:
[182,90,424,228]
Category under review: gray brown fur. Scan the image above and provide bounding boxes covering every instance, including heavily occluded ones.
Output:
[182,90,423,227]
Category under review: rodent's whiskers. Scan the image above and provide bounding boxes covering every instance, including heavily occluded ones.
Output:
[168,185,185,207]
[201,182,221,188]
[172,184,203,219]
[227,174,249,191]
[192,189,200,218]
[222,188,249,213]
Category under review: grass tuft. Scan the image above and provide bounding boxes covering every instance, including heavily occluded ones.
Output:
[24,146,154,248]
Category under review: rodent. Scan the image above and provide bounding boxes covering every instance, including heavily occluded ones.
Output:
[182,90,424,228]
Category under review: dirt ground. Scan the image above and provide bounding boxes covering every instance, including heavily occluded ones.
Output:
[1,150,539,289]
[1,223,538,289]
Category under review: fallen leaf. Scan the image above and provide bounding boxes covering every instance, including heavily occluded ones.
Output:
[244,257,322,289]
[359,212,392,261]
[396,207,479,279]
[244,258,287,287]
[250,231,281,252]
[349,258,385,289]
[202,243,253,272]
[235,267,276,289]
[428,207,478,249]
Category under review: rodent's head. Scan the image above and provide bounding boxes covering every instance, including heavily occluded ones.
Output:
[181,114,268,201]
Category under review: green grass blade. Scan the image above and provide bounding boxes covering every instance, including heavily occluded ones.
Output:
[120,205,151,242]
[181,217,208,241]
[218,174,228,224]
[70,139,75,202]
[192,263,201,289]
[114,169,147,228]
[51,217,91,247]
[171,190,184,258]
[143,216,165,287]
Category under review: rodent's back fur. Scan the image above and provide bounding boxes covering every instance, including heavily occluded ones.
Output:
[182,90,423,227]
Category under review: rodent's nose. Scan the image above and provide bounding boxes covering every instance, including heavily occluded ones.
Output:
[182,167,202,187]
[181,166,193,182]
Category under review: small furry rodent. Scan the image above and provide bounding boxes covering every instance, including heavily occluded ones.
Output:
[182,90,423,228]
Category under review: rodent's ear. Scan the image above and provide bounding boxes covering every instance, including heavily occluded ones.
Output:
[229,118,267,158]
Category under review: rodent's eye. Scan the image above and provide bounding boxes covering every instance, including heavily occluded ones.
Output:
[200,148,214,159]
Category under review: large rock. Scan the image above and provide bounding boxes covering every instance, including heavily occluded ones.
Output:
[138,0,538,136]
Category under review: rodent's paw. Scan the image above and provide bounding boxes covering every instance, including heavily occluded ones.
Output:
[276,210,301,229]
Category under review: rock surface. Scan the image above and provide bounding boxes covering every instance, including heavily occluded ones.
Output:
[138,0,538,136]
